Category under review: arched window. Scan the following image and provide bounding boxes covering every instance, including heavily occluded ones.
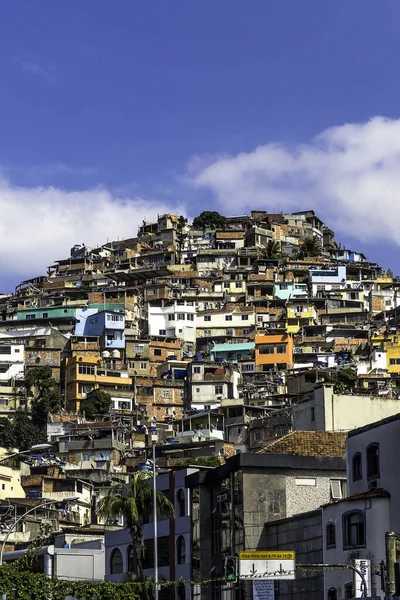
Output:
[343,511,366,549]
[326,522,336,548]
[177,535,186,565]
[110,548,123,574]
[127,545,134,573]
[352,453,362,481]
[366,443,380,479]
[344,581,354,599]
[327,588,337,600]
[177,488,186,517]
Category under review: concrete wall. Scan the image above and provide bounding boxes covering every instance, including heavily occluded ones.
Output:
[292,385,400,432]
[54,547,105,581]
[323,497,390,598]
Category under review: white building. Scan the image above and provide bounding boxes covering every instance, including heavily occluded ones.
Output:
[322,413,400,598]
[105,468,195,600]
[196,308,255,341]
[187,359,242,410]
[0,342,25,414]
[292,384,400,432]
[309,265,347,296]
[148,300,196,348]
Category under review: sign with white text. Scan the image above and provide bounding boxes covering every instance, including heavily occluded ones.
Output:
[253,580,275,600]
[354,559,371,598]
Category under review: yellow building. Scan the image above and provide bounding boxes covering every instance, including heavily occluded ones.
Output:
[64,355,133,411]
[0,449,27,499]
[286,302,317,334]
[371,333,400,373]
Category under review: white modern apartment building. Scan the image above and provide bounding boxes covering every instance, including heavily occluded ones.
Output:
[148,300,196,349]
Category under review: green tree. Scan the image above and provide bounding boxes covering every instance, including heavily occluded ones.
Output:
[192,211,226,230]
[0,413,46,450]
[83,390,112,418]
[260,240,282,259]
[26,366,62,426]
[97,471,175,596]
[330,367,358,394]
[296,237,322,259]
[176,215,188,264]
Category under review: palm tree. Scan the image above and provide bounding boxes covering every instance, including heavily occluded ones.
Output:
[261,239,282,259]
[296,237,322,259]
[97,471,175,592]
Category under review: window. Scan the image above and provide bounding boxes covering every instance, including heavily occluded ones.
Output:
[352,453,362,481]
[127,545,134,573]
[279,283,288,290]
[276,344,286,354]
[224,282,230,288]
[242,328,250,335]
[242,364,255,372]
[389,358,400,365]
[195,387,200,393]
[134,344,144,353]
[344,582,353,599]
[311,407,315,422]
[225,315,232,321]
[193,366,201,374]
[187,314,194,321]
[177,313,185,320]
[257,316,263,323]
[215,385,223,395]
[110,548,123,574]
[36,339,46,347]
[331,479,347,500]
[154,349,162,356]
[25,315,35,320]
[159,329,166,336]
[259,345,274,354]
[235,282,243,288]
[366,443,380,479]
[140,362,147,370]
[177,488,186,517]
[204,315,211,321]
[343,511,366,548]
[241,314,249,321]
[328,588,337,600]
[168,314,175,321]
[177,536,186,565]
[326,523,336,548]
[42,312,48,318]
[0,399,8,406]
[226,329,233,336]
[162,390,170,399]
[254,432,262,441]
[78,364,95,375]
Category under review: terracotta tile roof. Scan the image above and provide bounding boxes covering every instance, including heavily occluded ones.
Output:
[257,430,347,457]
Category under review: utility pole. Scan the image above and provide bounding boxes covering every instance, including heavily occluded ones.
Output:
[386,532,397,596]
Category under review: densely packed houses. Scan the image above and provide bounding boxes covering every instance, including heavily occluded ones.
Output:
[1,209,400,598]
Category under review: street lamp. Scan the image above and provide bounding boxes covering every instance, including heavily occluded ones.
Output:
[148,425,158,600]
[0,495,79,565]
[0,444,52,465]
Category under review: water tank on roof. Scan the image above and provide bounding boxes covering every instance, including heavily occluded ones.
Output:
[111,350,121,358]
[167,355,177,361]
[102,351,110,358]
[215,357,224,364]
[194,354,203,361]
[137,463,151,472]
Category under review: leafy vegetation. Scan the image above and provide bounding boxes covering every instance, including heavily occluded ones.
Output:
[260,240,282,259]
[97,471,175,599]
[25,366,62,426]
[330,367,358,394]
[83,390,112,418]
[0,412,46,450]
[192,211,226,230]
[296,237,322,259]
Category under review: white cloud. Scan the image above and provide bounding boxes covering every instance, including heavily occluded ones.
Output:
[0,178,184,286]
[14,57,55,82]
[189,116,400,246]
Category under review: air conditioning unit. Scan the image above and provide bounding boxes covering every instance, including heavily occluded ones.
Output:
[81,393,87,399]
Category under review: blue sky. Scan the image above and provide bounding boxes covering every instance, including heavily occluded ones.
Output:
[1,0,400,290]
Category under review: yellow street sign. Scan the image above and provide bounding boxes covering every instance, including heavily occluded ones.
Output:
[239,551,295,561]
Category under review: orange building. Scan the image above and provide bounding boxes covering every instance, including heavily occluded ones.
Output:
[255,332,293,371]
